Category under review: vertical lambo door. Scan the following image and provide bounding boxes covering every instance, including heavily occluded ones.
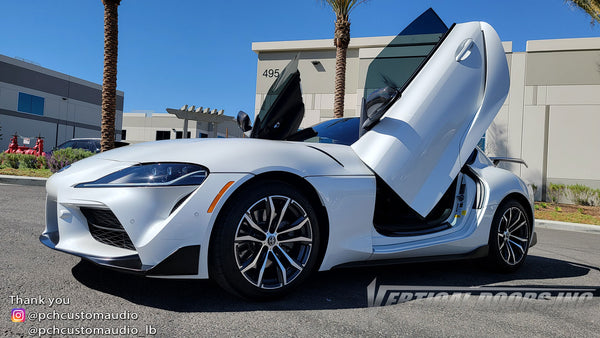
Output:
[352,21,510,218]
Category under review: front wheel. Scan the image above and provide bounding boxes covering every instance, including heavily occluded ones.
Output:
[487,199,531,272]
[209,180,321,300]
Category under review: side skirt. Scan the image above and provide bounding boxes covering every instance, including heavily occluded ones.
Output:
[331,245,489,269]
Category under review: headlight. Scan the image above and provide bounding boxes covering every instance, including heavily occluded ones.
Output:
[75,163,208,188]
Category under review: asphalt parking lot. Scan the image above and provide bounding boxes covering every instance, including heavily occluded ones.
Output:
[1,183,598,337]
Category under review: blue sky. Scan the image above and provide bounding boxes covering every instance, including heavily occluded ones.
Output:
[1,1,598,119]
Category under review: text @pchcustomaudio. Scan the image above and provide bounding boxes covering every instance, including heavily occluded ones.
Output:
[10,295,157,336]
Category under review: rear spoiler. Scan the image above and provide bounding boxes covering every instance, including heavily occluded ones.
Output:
[489,157,528,168]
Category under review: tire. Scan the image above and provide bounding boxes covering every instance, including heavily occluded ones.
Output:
[487,199,531,272]
[209,180,321,300]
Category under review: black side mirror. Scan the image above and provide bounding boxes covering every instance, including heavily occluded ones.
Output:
[237,111,252,132]
[361,87,400,132]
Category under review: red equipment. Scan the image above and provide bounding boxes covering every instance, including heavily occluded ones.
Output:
[4,134,46,156]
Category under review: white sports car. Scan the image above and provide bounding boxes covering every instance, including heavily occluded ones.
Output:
[41,18,536,300]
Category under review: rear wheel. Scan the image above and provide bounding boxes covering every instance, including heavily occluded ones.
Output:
[209,180,321,300]
[487,200,531,272]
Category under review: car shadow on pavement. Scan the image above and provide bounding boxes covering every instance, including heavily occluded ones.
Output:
[71,254,597,312]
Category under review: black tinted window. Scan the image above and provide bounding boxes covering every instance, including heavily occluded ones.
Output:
[302,118,360,146]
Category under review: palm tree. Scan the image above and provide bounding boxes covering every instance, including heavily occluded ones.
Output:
[566,0,600,24]
[322,0,366,118]
[100,0,121,152]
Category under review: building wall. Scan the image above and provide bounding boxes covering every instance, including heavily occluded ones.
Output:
[253,36,600,199]
[122,112,242,143]
[0,54,124,151]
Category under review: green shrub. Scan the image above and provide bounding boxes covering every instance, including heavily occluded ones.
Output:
[540,202,548,208]
[547,183,565,204]
[18,154,38,169]
[47,148,93,173]
[0,153,49,170]
[566,184,597,206]
[555,206,562,212]
[1,153,20,169]
[36,155,48,169]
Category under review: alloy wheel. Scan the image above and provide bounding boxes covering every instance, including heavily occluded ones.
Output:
[496,206,529,265]
[233,195,313,289]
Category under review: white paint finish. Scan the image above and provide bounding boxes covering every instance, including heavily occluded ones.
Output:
[547,105,600,181]
[93,138,373,177]
[353,22,508,217]
[306,176,375,270]
[545,85,600,105]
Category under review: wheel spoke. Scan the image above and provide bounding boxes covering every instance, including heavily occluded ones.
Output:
[235,234,263,243]
[256,250,270,287]
[509,220,525,233]
[241,246,266,273]
[509,239,525,254]
[507,242,516,264]
[271,251,288,286]
[275,246,302,271]
[267,197,277,233]
[510,234,528,243]
[278,236,312,244]
[278,216,308,235]
[244,213,266,235]
[273,198,291,233]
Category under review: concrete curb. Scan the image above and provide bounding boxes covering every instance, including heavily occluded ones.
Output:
[535,219,600,234]
[0,174,47,187]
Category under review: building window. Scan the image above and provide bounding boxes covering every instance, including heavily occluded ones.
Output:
[199,133,208,138]
[156,130,170,140]
[18,92,44,115]
[175,131,192,139]
[121,130,127,140]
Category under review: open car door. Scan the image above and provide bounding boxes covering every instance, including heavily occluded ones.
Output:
[352,21,509,217]
[250,57,304,140]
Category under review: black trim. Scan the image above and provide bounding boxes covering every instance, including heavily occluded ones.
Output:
[39,233,142,271]
[332,245,489,269]
[147,245,200,276]
[40,233,200,276]
[462,164,485,209]
[306,145,344,167]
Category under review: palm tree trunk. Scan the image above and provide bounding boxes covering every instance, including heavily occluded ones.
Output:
[333,17,350,118]
[100,0,121,152]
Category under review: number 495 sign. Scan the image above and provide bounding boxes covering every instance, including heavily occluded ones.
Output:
[262,68,280,78]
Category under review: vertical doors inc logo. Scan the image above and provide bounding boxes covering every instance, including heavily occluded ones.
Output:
[11,308,25,322]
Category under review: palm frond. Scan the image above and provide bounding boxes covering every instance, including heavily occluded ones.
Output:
[322,0,367,19]
[566,0,600,24]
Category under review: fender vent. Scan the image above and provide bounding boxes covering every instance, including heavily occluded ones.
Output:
[80,207,135,250]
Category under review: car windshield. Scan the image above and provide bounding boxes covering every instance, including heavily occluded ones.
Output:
[295,118,360,146]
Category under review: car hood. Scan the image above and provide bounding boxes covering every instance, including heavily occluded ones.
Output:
[65,138,372,180]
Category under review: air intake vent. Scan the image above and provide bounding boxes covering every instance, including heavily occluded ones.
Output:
[80,207,135,250]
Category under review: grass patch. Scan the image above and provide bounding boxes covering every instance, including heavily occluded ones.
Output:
[535,202,600,225]
[0,167,53,178]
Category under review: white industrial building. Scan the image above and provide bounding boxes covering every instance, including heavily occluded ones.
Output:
[0,54,124,151]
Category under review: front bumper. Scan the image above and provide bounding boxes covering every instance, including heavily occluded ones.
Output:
[40,232,199,276]
[41,157,251,279]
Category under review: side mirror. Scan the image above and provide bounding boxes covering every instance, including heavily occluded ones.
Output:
[361,87,400,132]
[237,111,252,132]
